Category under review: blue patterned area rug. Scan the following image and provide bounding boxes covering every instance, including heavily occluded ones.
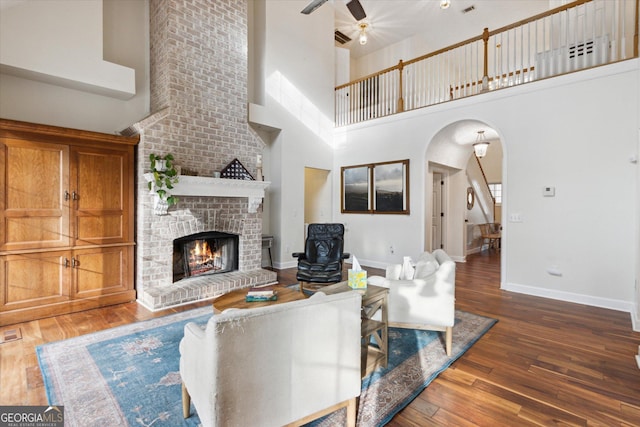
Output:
[37,305,496,427]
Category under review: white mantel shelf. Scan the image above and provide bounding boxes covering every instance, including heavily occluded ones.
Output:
[145,174,270,213]
[174,176,270,213]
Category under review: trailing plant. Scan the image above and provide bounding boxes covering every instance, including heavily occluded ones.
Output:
[148,153,179,207]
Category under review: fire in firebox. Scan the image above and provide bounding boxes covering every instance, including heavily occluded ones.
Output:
[188,240,223,275]
[173,231,239,282]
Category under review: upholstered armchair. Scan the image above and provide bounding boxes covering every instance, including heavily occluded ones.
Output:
[368,249,456,356]
[179,291,362,427]
[292,223,350,290]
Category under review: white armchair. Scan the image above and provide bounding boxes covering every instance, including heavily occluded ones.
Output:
[368,249,456,356]
[179,291,362,427]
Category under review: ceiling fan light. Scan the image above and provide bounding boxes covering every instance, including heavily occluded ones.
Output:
[358,23,368,45]
[359,31,367,45]
[440,0,451,10]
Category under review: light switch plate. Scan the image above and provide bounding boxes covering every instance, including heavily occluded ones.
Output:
[543,186,555,197]
[509,213,523,222]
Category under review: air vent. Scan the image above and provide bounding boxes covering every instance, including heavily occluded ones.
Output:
[0,328,22,344]
[463,5,475,13]
[569,40,595,58]
[335,30,352,44]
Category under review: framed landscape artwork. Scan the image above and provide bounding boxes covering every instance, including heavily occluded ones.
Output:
[341,159,409,214]
[342,165,371,213]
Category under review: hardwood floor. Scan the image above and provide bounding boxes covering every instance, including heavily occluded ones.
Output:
[2,251,639,425]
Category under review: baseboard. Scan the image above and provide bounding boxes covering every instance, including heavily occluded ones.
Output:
[275,260,298,270]
[631,304,640,332]
[503,282,633,313]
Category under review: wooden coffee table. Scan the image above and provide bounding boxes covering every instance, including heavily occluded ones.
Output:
[212,285,305,313]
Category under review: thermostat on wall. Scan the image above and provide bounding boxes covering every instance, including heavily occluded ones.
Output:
[543,186,555,197]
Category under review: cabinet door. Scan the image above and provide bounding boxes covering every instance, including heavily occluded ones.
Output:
[71,246,132,299]
[0,251,71,312]
[71,147,132,245]
[0,138,70,251]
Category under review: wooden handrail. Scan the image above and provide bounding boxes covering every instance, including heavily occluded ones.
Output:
[337,0,597,90]
[335,63,401,90]
[486,0,592,38]
[475,156,496,221]
[335,0,638,126]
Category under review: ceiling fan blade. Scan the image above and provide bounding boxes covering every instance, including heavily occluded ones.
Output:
[301,0,329,15]
[346,0,366,21]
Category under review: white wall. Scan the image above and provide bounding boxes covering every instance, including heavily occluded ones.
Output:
[334,60,639,313]
[636,126,640,329]
[251,0,336,268]
[0,0,149,133]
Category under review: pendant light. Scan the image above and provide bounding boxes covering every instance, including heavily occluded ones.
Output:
[473,130,490,158]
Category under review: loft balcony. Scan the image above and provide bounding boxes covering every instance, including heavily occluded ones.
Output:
[335,0,639,127]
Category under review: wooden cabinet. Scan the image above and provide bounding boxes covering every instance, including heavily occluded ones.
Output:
[0,119,137,325]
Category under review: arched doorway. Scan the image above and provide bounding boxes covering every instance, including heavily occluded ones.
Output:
[425,120,503,263]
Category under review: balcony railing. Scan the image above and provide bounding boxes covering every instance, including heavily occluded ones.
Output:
[335,0,638,127]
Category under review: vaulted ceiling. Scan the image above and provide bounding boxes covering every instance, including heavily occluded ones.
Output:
[332,0,552,58]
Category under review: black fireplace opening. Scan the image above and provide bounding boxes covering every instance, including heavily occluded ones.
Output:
[173,231,239,282]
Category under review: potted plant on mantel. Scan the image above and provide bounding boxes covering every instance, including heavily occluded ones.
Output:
[147,153,179,215]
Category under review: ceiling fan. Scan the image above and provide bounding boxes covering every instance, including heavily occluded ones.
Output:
[301,0,366,21]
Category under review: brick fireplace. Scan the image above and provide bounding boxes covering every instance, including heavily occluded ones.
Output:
[129,0,276,310]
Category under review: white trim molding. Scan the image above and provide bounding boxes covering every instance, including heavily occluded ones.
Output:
[503,282,634,314]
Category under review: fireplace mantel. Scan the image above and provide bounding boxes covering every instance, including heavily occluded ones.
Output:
[145,174,270,213]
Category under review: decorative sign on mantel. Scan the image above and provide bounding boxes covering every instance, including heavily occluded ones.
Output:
[170,175,270,213]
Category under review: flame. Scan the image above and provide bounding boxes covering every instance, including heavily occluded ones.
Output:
[193,240,210,257]
[188,239,222,273]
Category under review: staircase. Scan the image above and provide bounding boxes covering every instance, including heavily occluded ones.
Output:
[466,156,496,253]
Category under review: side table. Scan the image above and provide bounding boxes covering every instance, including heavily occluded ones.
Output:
[321,282,389,377]
[261,235,274,268]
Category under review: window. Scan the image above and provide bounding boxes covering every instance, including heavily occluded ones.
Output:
[488,183,502,204]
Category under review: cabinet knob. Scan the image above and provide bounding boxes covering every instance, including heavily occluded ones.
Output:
[72,191,78,200]
[71,257,78,268]
[63,257,69,267]
[64,191,70,201]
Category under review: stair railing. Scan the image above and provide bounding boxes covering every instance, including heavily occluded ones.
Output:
[335,0,638,126]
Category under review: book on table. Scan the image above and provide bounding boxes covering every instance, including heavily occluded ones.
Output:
[245,288,278,302]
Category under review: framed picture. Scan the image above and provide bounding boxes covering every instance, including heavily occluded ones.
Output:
[341,164,371,213]
[373,160,409,214]
[341,159,409,214]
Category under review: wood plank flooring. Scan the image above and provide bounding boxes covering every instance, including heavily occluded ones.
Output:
[2,251,639,426]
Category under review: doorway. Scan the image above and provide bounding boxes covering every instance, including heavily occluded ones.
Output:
[424,120,503,266]
[432,172,444,250]
[304,167,331,229]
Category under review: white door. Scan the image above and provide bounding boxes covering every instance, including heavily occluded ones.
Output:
[432,172,444,250]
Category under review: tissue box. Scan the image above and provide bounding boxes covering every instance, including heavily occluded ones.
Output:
[348,269,367,290]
